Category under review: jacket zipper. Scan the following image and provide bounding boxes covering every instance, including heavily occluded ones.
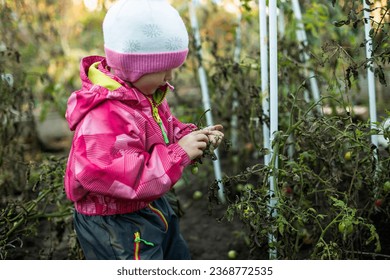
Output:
[147,98,169,144]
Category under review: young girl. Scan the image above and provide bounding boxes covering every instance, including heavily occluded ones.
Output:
[64,0,224,260]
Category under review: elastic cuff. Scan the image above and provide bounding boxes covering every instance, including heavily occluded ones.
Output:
[169,143,191,166]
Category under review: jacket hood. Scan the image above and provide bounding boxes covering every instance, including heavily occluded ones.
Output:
[65,56,172,131]
[65,56,137,131]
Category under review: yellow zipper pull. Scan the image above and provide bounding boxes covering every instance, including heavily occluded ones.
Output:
[158,121,169,144]
[134,232,155,246]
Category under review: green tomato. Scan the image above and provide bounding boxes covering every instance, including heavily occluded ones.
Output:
[344,151,352,161]
[338,221,353,234]
[244,183,254,191]
[338,222,346,233]
[227,250,237,259]
[384,181,390,193]
[192,190,203,200]
[236,184,245,192]
[191,165,199,175]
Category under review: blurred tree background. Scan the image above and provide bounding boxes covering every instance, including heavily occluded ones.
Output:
[0,0,389,259]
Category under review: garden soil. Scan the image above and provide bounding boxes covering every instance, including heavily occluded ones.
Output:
[175,174,264,260]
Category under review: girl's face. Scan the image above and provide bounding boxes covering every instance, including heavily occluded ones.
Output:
[131,69,174,96]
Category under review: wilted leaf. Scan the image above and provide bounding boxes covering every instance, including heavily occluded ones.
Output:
[334,19,350,27]
[365,0,374,5]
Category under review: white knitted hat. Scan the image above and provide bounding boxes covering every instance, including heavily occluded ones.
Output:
[103,0,189,82]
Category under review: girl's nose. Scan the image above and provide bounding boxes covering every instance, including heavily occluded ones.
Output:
[165,69,173,81]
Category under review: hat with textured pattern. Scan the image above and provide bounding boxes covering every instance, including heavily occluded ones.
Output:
[103,0,189,82]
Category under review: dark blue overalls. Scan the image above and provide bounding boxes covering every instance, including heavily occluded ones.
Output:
[73,195,191,260]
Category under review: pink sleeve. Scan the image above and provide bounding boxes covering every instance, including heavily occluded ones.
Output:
[172,117,197,142]
[160,102,197,142]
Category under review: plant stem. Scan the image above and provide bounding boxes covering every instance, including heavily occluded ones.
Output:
[311,212,343,258]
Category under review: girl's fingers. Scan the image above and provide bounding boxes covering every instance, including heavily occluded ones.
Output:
[193,129,211,137]
[210,131,224,137]
[191,128,224,146]
[194,132,209,143]
[209,132,224,141]
[206,124,223,131]
[213,124,224,131]
[198,141,207,150]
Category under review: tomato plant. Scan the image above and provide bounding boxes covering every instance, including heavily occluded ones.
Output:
[211,97,389,259]
[202,0,390,260]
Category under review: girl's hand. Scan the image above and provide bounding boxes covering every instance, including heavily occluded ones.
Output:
[205,124,224,148]
[178,130,210,160]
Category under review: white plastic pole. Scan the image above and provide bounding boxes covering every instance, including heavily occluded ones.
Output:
[268,0,278,260]
[233,7,242,63]
[231,4,242,151]
[189,0,226,203]
[259,0,270,166]
[291,0,321,110]
[363,0,378,152]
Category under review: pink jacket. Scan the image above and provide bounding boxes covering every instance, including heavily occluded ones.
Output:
[64,56,196,215]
